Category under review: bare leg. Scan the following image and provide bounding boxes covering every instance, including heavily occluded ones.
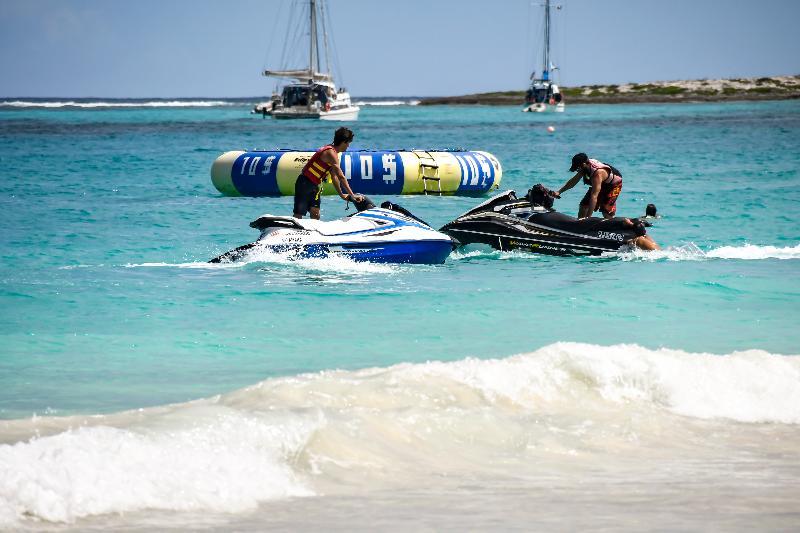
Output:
[578,203,592,218]
[293,212,303,219]
[309,207,321,220]
[632,235,660,251]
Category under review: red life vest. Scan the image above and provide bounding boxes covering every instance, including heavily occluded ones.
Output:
[302,145,336,185]
[582,159,622,187]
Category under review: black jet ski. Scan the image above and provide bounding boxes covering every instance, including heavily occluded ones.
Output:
[439,185,653,256]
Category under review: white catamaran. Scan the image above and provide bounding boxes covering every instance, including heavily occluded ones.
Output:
[254,0,359,121]
[523,0,565,113]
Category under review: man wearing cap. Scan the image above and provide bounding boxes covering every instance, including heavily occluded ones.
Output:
[553,153,623,219]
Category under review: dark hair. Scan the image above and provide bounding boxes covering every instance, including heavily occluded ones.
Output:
[646,203,657,217]
[333,127,354,146]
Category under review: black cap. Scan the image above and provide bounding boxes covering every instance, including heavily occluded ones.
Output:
[569,152,588,172]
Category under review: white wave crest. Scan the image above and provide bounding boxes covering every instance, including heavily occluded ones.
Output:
[352,100,420,106]
[0,405,315,525]
[0,100,233,108]
[619,242,800,261]
[3,342,798,526]
[126,247,400,275]
[706,243,800,260]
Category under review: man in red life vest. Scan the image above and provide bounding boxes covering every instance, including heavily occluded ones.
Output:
[293,127,364,219]
[553,152,659,250]
[554,152,623,219]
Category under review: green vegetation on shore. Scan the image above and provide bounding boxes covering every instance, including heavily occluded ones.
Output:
[418,75,800,105]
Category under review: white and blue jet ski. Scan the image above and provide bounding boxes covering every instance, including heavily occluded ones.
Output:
[210,199,454,264]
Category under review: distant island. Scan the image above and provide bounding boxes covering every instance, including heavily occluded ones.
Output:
[418,75,800,105]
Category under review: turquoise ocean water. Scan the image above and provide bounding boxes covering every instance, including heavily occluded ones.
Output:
[1,99,799,529]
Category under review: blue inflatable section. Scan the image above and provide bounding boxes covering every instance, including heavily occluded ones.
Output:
[454,152,496,194]
[231,152,286,196]
[339,151,406,195]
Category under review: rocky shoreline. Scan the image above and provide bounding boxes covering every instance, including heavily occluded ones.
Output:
[418,75,800,106]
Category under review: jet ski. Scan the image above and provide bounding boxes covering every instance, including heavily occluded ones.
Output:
[439,185,655,256]
[210,197,454,264]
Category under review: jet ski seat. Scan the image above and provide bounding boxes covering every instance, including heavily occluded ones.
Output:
[531,211,648,237]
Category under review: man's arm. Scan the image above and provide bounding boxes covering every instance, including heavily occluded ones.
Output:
[332,167,358,200]
[554,172,583,198]
[320,150,360,201]
[583,170,604,215]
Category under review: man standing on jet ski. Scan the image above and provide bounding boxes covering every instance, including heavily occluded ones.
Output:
[293,127,364,219]
[553,153,623,220]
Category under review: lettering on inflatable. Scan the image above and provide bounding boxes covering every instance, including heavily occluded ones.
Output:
[382,153,397,184]
[466,156,480,185]
[455,153,494,190]
[261,155,276,175]
[341,154,352,179]
[475,154,491,183]
[360,155,373,180]
[456,155,468,186]
[248,157,261,176]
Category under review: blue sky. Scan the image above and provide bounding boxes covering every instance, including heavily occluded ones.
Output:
[1,0,798,97]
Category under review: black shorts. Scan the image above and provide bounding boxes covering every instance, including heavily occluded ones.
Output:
[293,174,322,216]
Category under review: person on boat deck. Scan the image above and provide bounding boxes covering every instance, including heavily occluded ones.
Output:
[293,127,364,220]
[553,153,623,220]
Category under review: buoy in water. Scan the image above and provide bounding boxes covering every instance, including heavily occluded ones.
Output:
[547,126,555,133]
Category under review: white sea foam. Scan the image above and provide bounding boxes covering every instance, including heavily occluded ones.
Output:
[620,242,800,261]
[706,242,800,260]
[0,100,233,108]
[126,248,400,275]
[0,406,315,524]
[2,342,798,525]
[352,99,420,106]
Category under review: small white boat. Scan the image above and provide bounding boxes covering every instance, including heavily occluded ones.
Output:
[255,0,359,121]
[523,0,565,113]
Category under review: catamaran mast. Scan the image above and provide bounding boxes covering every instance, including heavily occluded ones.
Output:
[310,0,318,77]
[542,0,551,81]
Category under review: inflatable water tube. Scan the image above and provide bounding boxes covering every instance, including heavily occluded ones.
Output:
[211,149,502,197]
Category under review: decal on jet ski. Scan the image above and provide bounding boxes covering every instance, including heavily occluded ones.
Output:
[597,231,624,242]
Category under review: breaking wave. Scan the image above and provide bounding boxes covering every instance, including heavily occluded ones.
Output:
[1,342,798,525]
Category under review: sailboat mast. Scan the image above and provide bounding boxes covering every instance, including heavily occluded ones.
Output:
[542,0,551,81]
[310,0,318,77]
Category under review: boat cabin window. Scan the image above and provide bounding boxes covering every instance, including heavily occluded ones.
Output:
[282,86,311,107]
[526,86,551,104]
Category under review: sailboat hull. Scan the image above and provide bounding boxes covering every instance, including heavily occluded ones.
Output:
[272,106,360,121]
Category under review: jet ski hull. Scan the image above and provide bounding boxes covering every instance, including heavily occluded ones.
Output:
[211,207,454,265]
[441,219,627,256]
[218,239,453,264]
[440,191,650,257]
